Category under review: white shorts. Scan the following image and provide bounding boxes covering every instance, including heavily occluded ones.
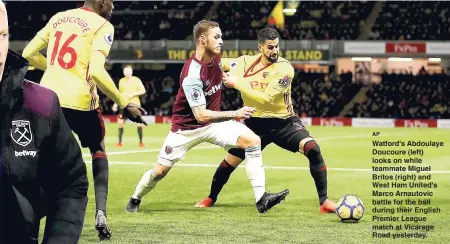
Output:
[157,120,251,167]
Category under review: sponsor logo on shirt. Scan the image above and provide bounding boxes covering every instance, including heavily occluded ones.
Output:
[205,84,221,96]
[15,150,37,157]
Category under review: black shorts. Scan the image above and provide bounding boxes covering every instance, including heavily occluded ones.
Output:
[228,116,311,160]
[118,109,125,120]
[62,108,105,148]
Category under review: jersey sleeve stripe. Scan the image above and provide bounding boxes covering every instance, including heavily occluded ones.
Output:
[87,20,109,109]
[89,83,97,110]
[85,64,97,110]
[85,64,90,82]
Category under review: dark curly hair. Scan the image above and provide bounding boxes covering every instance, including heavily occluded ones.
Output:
[257,27,279,44]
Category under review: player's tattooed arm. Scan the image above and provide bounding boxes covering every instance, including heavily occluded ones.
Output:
[192,105,256,123]
[192,106,238,123]
[183,76,255,123]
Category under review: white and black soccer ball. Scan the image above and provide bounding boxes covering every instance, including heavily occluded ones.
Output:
[335,194,364,223]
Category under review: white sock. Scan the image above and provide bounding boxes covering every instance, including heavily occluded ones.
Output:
[245,145,266,203]
[132,169,160,200]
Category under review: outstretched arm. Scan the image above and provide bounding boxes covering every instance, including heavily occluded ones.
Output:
[89,23,129,108]
[192,105,240,123]
[89,51,129,108]
[183,76,254,123]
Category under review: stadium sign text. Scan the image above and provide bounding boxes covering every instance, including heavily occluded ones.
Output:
[385,43,426,54]
[167,49,329,61]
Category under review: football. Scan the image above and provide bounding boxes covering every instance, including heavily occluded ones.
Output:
[335,195,365,223]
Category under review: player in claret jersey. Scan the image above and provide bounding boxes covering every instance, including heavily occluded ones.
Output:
[125,20,289,215]
[22,0,146,240]
[195,27,337,214]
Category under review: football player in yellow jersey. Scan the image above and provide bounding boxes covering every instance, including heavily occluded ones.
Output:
[196,27,337,214]
[21,0,146,240]
[114,65,146,147]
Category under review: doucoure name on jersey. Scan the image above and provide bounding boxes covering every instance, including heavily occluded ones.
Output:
[204,84,221,96]
[52,16,91,33]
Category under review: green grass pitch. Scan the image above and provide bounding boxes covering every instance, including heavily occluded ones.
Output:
[41,124,450,243]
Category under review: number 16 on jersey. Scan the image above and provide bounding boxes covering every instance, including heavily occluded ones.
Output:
[50,31,78,70]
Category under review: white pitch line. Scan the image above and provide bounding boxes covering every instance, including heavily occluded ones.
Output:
[82,132,406,158]
[87,161,450,174]
[81,131,450,174]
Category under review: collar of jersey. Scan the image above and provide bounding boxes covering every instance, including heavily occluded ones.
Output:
[192,54,215,67]
[243,54,273,77]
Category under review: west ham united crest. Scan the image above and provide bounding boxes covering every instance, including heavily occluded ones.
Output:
[11,120,33,147]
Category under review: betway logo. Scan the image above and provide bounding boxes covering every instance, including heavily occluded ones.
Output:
[205,84,221,96]
[15,150,37,157]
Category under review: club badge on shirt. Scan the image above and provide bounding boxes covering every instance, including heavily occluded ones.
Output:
[11,120,33,147]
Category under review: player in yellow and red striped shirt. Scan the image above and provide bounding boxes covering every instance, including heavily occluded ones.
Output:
[22,0,146,240]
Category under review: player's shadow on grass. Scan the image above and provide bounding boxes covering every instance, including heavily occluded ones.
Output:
[134,202,256,213]
[209,203,253,208]
[137,208,200,213]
